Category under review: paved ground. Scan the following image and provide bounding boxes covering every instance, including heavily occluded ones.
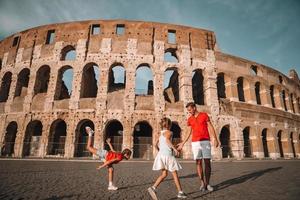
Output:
[0,159,299,200]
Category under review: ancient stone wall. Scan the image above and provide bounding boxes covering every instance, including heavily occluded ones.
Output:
[0,19,299,160]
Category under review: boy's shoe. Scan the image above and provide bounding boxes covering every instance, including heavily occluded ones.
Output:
[107,185,118,190]
[177,191,187,198]
[147,187,158,200]
[206,185,214,192]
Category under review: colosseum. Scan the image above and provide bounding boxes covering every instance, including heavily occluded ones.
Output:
[0,19,299,160]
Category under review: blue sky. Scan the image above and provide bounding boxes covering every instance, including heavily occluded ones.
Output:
[0,0,299,76]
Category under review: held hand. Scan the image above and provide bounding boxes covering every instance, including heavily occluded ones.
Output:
[176,143,184,151]
[214,140,220,148]
[96,165,104,170]
[106,138,111,144]
[173,149,180,157]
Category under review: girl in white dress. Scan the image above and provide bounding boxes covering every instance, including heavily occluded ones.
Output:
[148,117,187,199]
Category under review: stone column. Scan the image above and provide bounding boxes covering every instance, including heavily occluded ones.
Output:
[39,120,51,157]
[4,73,18,113]
[124,63,135,112]
[69,64,81,110]
[274,87,284,110]
[267,125,280,159]
[292,97,299,114]
[44,66,58,111]
[260,84,272,107]
[64,113,76,158]
[285,93,293,113]
[251,122,264,158]
[244,82,256,104]
[282,126,293,158]
[23,69,37,112]
[224,77,238,101]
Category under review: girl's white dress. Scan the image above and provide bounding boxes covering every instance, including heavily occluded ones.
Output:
[152,130,182,172]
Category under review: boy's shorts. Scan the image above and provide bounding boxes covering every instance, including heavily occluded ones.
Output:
[96,149,107,161]
[191,140,211,160]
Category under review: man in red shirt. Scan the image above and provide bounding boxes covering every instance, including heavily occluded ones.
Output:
[177,102,219,192]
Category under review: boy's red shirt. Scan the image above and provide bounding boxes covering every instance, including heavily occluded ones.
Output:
[105,151,123,164]
[187,112,210,142]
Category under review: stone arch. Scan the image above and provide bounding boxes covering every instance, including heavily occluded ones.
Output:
[34,65,50,95]
[192,69,204,105]
[0,72,12,102]
[219,125,232,158]
[255,82,261,105]
[262,128,269,157]
[108,63,126,92]
[47,119,67,155]
[80,63,99,98]
[243,126,252,157]
[217,72,226,99]
[1,121,18,156]
[237,77,245,102]
[135,63,153,95]
[250,65,258,76]
[15,68,30,98]
[22,120,43,157]
[54,65,73,100]
[164,48,178,63]
[74,119,94,157]
[104,119,123,152]
[0,58,2,71]
[164,67,179,103]
[277,130,284,157]
[61,45,76,61]
[133,121,153,159]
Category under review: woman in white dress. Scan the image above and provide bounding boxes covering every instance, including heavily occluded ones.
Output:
[147,117,187,199]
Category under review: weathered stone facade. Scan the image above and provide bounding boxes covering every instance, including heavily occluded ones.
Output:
[0,19,299,160]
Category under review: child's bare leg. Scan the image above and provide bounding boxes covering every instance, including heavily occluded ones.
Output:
[108,167,114,183]
[153,169,168,188]
[171,170,183,192]
[85,127,97,155]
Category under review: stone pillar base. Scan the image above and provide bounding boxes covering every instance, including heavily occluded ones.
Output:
[253,151,264,158]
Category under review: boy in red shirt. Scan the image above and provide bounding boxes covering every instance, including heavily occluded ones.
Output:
[85,127,132,190]
[177,102,219,192]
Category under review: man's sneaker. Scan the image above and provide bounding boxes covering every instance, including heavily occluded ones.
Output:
[177,191,187,198]
[206,185,214,192]
[107,185,118,190]
[147,187,158,200]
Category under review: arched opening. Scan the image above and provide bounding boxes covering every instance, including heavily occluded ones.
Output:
[34,65,50,95]
[219,125,232,158]
[0,72,12,102]
[0,59,2,71]
[171,122,182,158]
[47,120,67,156]
[133,121,153,159]
[54,66,73,100]
[255,82,261,105]
[14,68,30,98]
[80,63,99,98]
[104,120,123,152]
[237,77,245,102]
[1,122,18,156]
[22,120,43,157]
[262,128,269,157]
[108,63,126,92]
[243,127,251,157]
[164,48,178,63]
[270,85,275,108]
[290,132,296,157]
[277,130,284,157]
[217,72,226,99]
[192,69,204,105]
[164,67,179,103]
[74,119,94,157]
[250,65,258,76]
[135,64,153,95]
[282,90,287,111]
[61,45,76,61]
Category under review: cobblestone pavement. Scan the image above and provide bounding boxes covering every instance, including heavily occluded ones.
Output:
[0,159,299,200]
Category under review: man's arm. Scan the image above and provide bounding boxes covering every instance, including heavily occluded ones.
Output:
[106,138,116,152]
[177,127,192,150]
[207,120,220,147]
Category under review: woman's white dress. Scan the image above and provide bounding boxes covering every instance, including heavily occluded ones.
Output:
[152,130,182,172]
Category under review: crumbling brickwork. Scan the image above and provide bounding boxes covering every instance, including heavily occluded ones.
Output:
[0,20,299,160]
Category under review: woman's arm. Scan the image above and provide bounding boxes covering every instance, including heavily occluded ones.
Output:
[97,158,119,169]
[177,127,192,150]
[207,120,220,147]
